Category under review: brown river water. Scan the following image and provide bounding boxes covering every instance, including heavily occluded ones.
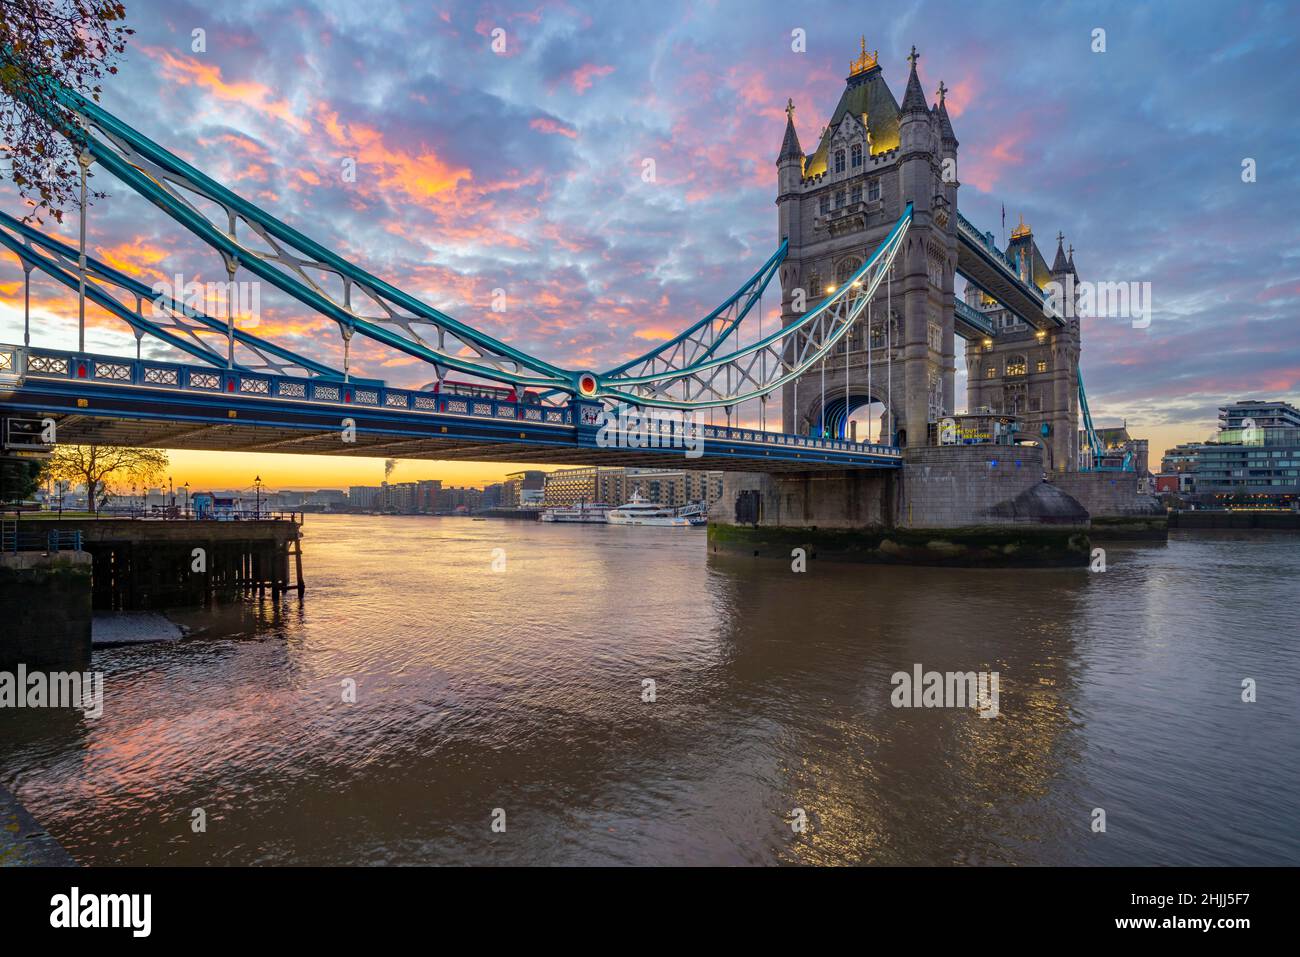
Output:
[2,514,1298,865]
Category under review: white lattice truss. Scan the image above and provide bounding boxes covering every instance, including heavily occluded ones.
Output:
[598,208,911,410]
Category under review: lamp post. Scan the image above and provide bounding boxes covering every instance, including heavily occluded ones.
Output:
[254,475,263,519]
[183,482,190,517]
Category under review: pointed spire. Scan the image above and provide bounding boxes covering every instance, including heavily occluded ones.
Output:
[1067,243,1078,277]
[934,80,958,146]
[777,97,803,164]
[1052,231,1069,273]
[901,45,930,115]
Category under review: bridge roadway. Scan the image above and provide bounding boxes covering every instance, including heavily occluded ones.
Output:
[0,344,902,472]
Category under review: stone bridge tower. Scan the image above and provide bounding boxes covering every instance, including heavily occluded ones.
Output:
[962,225,1083,471]
[777,42,958,448]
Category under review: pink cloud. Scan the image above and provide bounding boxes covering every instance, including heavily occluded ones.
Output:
[142,46,310,136]
[571,63,614,94]
[530,117,578,139]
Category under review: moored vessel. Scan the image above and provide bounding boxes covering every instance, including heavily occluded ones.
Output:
[606,492,698,527]
[538,502,611,523]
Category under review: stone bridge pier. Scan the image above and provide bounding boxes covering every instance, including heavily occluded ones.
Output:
[708,445,1097,567]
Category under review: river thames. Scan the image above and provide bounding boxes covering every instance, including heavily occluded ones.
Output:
[2,515,1297,866]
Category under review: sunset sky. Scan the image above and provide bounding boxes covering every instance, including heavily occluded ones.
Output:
[1,0,1296,489]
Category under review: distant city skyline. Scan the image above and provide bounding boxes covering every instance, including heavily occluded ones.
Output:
[150,416,1272,490]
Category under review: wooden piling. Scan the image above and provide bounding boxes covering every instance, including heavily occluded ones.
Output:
[24,517,304,611]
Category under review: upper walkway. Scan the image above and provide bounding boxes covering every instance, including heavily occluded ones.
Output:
[955,212,1065,333]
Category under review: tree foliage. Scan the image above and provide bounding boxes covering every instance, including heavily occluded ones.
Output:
[0,457,44,502]
[0,1,133,224]
[46,444,166,501]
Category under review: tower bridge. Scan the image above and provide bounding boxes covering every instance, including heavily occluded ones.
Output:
[0,40,1162,565]
[722,40,1162,562]
[774,42,1077,469]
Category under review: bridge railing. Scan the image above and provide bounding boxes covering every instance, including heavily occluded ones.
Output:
[1,517,84,554]
[697,424,898,458]
[88,506,304,523]
[2,506,304,526]
[591,415,898,457]
[9,345,575,427]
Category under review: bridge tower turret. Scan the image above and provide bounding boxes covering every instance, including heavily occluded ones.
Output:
[776,41,956,447]
[776,98,804,250]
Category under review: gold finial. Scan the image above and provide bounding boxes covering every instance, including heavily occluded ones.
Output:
[849,36,879,75]
[1010,213,1031,240]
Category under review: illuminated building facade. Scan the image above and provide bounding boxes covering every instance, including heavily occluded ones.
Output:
[1195,400,1300,507]
[542,466,723,508]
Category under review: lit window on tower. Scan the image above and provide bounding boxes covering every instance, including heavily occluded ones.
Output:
[1036,360,1048,373]
[1007,355,1027,376]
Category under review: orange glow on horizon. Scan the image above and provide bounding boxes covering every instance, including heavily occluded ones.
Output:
[156,449,570,492]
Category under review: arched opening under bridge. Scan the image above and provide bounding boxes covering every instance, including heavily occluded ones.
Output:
[815,393,891,444]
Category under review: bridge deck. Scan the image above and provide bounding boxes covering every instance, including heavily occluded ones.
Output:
[1,345,901,472]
